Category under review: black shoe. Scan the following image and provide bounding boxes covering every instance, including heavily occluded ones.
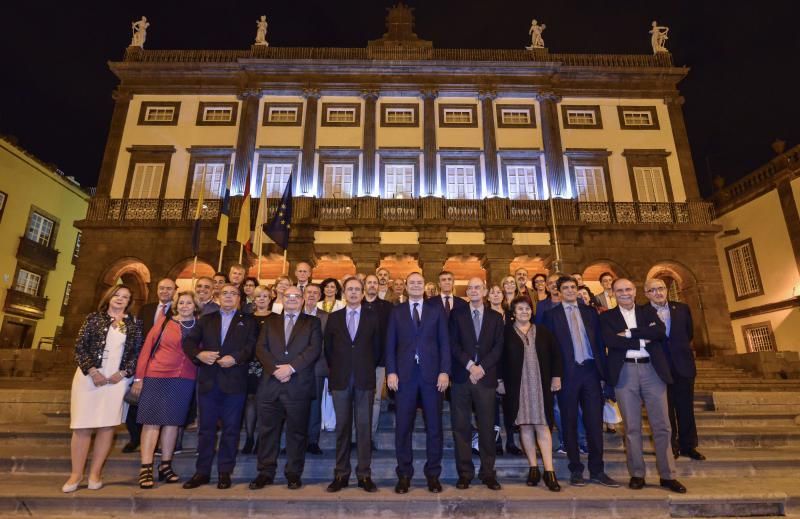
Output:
[241,438,254,454]
[673,446,680,459]
[629,477,646,490]
[590,472,621,488]
[543,471,561,492]
[660,478,687,493]
[182,473,210,489]
[569,472,587,486]
[217,472,232,489]
[427,476,442,493]
[122,441,140,453]
[482,477,501,491]
[249,473,274,490]
[358,477,378,493]
[681,449,706,461]
[372,441,377,452]
[287,475,302,490]
[456,476,471,489]
[327,476,349,493]
[307,443,323,455]
[506,443,523,456]
[526,466,540,486]
[395,476,410,494]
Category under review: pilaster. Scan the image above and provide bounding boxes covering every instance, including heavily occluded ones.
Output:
[479,89,500,196]
[665,95,701,200]
[536,91,567,197]
[95,89,132,197]
[417,225,447,282]
[300,88,321,195]
[232,89,261,195]
[351,226,381,274]
[361,90,379,195]
[420,88,438,196]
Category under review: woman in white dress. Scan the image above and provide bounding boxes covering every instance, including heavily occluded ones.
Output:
[62,285,143,493]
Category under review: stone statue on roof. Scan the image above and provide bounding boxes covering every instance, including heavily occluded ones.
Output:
[130,16,149,48]
[255,15,269,46]
[526,19,546,50]
[649,20,669,54]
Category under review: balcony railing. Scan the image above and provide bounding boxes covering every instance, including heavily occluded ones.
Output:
[17,237,59,271]
[4,289,48,319]
[84,197,715,226]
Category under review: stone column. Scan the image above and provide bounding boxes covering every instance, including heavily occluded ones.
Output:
[479,89,500,197]
[421,88,438,196]
[536,92,567,198]
[418,226,447,282]
[361,90,379,196]
[483,227,515,285]
[665,95,701,201]
[95,89,132,197]
[300,88,321,195]
[231,89,261,195]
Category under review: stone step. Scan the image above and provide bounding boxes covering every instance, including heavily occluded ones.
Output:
[0,474,795,518]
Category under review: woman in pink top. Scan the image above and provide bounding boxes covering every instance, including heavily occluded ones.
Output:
[130,290,199,489]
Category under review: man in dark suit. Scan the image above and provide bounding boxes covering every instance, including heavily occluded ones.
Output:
[194,276,221,316]
[182,283,257,490]
[534,273,563,324]
[436,270,468,319]
[363,274,393,437]
[386,272,451,494]
[543,276,619,488]
[324,277,382,493]
[450,278,504,490]
[250,286,322,490]
[594,271,617,310]
[122,277,176,453]
[644,278,704,461]
[302,283,329,455]
[599,278,686,494]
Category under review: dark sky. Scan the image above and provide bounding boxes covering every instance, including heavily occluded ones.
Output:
[2,1,798,196]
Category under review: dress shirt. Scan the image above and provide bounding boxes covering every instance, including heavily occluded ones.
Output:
[346,305,361,341]
[219,308,236,344]
[378,288,389,300]
[562,302,594,361]
[303,306,318,317]
[651,302,671,336]
[440,294,454,311]
[619,305,649,358]
[408,298,424,322]
[465,304,484,370]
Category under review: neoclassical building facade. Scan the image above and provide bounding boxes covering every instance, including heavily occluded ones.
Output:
[63,6,734,356]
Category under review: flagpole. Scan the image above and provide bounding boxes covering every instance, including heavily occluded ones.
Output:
[238,243,244,264]
[217,245,224,272]
[191,255,198,285]
[282,249,288,275]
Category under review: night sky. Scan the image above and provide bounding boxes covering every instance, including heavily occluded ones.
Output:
[2,1,798,196]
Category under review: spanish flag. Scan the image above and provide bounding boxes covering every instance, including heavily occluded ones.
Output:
[236,166,252,253]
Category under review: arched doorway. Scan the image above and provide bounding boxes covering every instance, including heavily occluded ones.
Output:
[168,258,216,292]
[98,258,152,314]
[581,260,628,300]
[379,254,421,281]
[442,255,486,296]
[248,253,287,284]
[313,254,357,282]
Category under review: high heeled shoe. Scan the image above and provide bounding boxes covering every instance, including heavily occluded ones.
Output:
[61,479,81,493]
[158,461,180,483]
[87,479,103,490]
[139,463,154,489]
[543,471,561,492]
[526,466,541,486]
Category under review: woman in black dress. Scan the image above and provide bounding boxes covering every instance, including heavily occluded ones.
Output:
[242,285,272,454]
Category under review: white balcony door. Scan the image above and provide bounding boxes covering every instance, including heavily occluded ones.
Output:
[633,166,668,203]
[573,166,607,202]
[446,165,477,200]
[385,164,414,198]
[190,163,225,199]
[507,165,538,200]
[129,163,164,199]
[322,164,354,198]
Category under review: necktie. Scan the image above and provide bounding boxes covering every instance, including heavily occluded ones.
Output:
[284,314,295,351]
[347,310,357,341]
[413,302,421,327]
[472,309,481,362]
[155,303,165,322]
[656,305,671,336]
[568,305,590,364]
[444,296,451,316]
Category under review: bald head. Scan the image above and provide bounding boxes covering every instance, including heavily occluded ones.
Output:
[466,277,486,306]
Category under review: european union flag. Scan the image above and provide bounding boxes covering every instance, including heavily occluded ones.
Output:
[264,176,292,250]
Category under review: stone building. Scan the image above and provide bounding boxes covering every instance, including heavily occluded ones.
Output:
[63,5,734,356]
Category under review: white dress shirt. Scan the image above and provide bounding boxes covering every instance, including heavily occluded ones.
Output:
[619,305,650,358]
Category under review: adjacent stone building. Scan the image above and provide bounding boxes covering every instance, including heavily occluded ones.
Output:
[63,5,734,356]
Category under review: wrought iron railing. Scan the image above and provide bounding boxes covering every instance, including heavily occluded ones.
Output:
[17,237,59,271]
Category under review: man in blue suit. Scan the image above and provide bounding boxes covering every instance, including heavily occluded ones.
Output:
[386,272,451,494]
[542,276,619,488]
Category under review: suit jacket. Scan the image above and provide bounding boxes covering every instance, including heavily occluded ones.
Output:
[434,294,468,320]
[594,291,615,309]
[600,304,671,386]
[385,298,451,385]
[363,296,393,367]
[541,303,608,384]
[449,304,504,388]
[138,301,171,339]
[255,312,322,401]
[534,297,558,325]
[305,309,329,377]
[658,301,697,379]
[324,306,382,390]
[182,310,258,394]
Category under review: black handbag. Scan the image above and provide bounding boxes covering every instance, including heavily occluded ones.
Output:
[124,316,171,405]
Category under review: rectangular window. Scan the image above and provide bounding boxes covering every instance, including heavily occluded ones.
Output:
[573,166,608,202]
[561,105,603,129]
[500,109,531,126]
[622,111,652,126]
[144,106,175,122]
[385,164,415,199]
[566,110,596,126]
[72,232,81,264]
[633,166,668,203]
[190,163,225,199]
[129,163,165,199]
[443,109,473,125]
[202,106,233,122]
[507,165,538,200]
[261,164,292,197]
[743,323,776,352]
[380,103,419,128]
[385,108,415,124]
[617,106,660,129]
[15,269,41,296]
[446,165,477,200]
[26,212,54,247]
[726,239,763,299]
[138,102,181,125]
[322,164,354,198]
[268,106,299,123]
[326,107,356,124]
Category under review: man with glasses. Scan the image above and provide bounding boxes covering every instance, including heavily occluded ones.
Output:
[250,287,322,491]
[644,278,704,461]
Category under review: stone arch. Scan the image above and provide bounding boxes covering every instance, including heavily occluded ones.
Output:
[442,255,486,296]
[166,257,217,291]
[98,257,152,313]
[509,255,549,278]
[580,259,630,298]
[248,253,288,283]
[379,254,421,281]
[313,254,357,281]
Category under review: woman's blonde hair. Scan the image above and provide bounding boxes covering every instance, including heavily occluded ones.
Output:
[97,284,134,313]
[172,290,201,315]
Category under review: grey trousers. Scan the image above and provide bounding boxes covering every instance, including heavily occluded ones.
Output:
[331,384,375,479]
[615,362,677,480]
[372,367,386,435]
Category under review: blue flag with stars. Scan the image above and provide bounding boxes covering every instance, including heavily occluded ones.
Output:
[264,176,292,250]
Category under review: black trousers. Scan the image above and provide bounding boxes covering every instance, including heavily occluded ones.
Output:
[125,405,142,444]
[451,382,497,480]
[331,383,374,479]
[256,392,312,478]
[667,374,698,452]
[557,362,605,476]
[308,375,326,444]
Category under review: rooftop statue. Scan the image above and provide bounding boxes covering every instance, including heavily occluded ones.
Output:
[254,15,269,46]
[526,19,546,50]
[649,20,669,54]
[130,16,149,48]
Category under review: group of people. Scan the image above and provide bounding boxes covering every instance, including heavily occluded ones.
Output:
[63,262,703,496]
